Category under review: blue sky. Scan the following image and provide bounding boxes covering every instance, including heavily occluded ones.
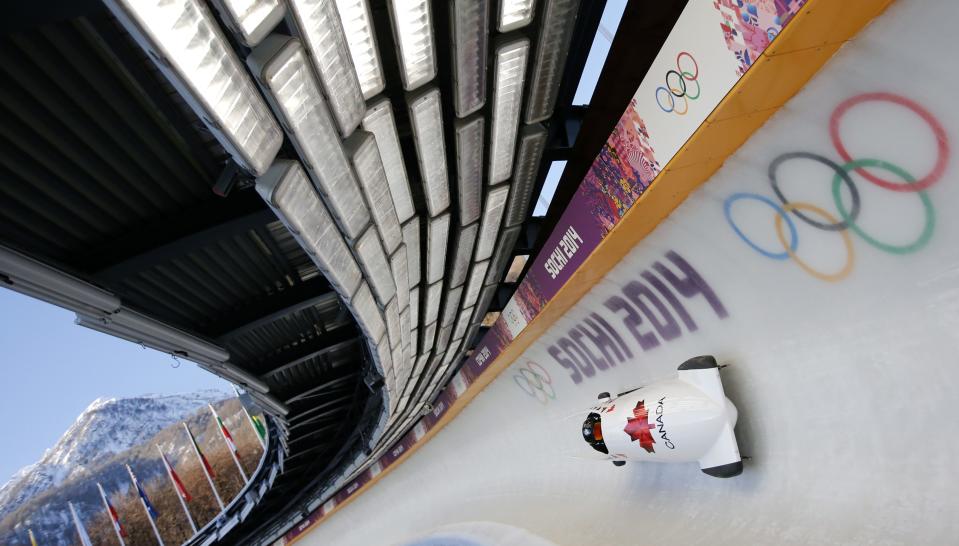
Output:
[0,289,232,482]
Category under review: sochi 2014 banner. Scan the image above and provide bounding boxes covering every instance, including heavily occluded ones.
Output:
[461,0,805,384]
[280,1,806,542]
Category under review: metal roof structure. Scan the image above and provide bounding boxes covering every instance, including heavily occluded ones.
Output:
[0,0,683,542]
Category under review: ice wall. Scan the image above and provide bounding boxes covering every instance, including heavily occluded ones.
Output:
[297,1,959,544]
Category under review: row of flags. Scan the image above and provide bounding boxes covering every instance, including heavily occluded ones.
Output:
[34,390,267,546]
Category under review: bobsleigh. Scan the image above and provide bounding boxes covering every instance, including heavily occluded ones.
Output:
[580,355,743,478]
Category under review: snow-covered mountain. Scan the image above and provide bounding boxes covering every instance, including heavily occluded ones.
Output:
[0,389,229,522]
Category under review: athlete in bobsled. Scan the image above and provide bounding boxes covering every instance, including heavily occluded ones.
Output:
[580,355,743,478]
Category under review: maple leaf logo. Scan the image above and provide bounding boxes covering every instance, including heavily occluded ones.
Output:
[624,400,656,453]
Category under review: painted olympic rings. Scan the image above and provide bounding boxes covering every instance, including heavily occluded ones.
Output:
[513,361,555,404]
[724,193,797,260]
[656,52,700,115]
[724,92,948,282]
[769,152,861,232]
[831,159,936,255]
[775,202,855,282]
[830,93,949,192]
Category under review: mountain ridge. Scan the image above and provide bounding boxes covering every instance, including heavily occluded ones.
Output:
[0,389,249,544]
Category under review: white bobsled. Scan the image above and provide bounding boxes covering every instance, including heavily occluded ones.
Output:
[580,356,743,478]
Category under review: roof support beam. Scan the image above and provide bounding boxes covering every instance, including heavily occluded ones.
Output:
[288,394,356,430]
[543,105,588,161]
[284,442,335,465]
[288,412,339,433]
[255,328,359,379]
[288,424,341,447]
[517,219,540,253]
[91,201,275,281]
[213,284,337,341]
[284,373,358,405]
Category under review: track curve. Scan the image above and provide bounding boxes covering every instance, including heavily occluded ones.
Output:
[295,2,959,544]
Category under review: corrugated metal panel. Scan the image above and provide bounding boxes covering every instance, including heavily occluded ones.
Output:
[0,15,221,267]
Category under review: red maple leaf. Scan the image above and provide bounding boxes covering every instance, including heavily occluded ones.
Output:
[624,400,656,453]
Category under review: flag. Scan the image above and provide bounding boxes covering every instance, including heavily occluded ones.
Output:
[28,528,38,546]
[156,444,197,534]
[183,422,215,478]
[106,499,126,537]
[213,408,240,460]
[210,404,248,483]
[251,414,267,443]
[68,501,94,546]
[158,449,192,502]
[97,482,127,539]
[128,465,159,521]
[234,386,267,446]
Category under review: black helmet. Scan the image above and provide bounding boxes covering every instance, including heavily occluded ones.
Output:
[582,412,608,454]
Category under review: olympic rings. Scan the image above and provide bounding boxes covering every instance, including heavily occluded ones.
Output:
[671,93,689,116]
[677,51,698,80]
[831,159,936,255]
[724,192,798,260]
[775,202,855,282]
[682,73,701,100]
[656,51,701,115]
[769,151,861,231]
[724,92,947,282]
[513,361,555,404]
[830,92,950,192]
[656,87,680,115]
[666,70,686,97]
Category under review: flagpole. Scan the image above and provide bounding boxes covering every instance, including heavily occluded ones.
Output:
[182,422,224,510]
[27,528,38,546]
[68,501,94,546]
[97,482,126,546]
[209,404,248,483]
[234,386,267,449]
[125,464,164,546]
[156,445,197,534]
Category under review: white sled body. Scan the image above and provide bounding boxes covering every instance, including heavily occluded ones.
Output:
[582,356,743,477]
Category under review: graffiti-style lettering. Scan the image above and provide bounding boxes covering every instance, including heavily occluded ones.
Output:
[570,327,608,370]
[590,312,632,359]
[654,251,729,319]
[579,317,624,367]
[549,344,582,384]
[559,337,595,378]
[549,251,727,386]
[623,280,681,341]
[642,270,696,332]
[604,294,660,351]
